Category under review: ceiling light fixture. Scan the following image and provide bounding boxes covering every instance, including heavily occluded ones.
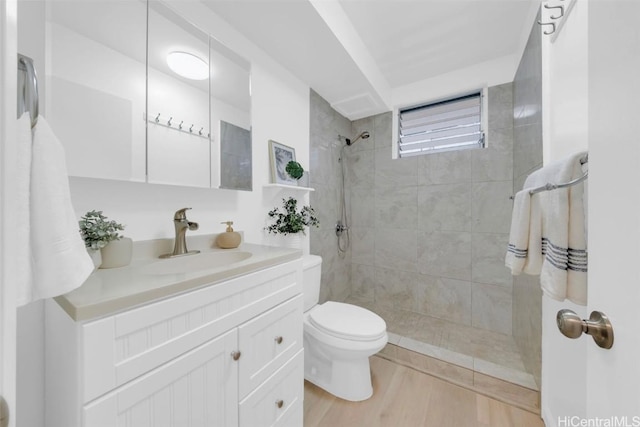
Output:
[166,51,208,80]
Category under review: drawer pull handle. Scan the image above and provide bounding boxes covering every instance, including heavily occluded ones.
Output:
[274,336,283,344]
[231,351,241,361]
[275,399,284,409]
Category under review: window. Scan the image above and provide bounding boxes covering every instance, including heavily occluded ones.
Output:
[397,92,485,157]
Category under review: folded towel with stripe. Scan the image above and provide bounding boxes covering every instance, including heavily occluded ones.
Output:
[505,151,588,305]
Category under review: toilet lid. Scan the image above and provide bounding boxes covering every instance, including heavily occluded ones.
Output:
[309,302,386,341]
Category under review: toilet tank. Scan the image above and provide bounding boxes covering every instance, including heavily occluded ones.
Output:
[302,255,322,311]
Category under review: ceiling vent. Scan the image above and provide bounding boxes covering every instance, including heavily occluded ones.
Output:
[331,93,380,120]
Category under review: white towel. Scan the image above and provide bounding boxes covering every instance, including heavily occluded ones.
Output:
[17,114,93,305]
[505,189,531,274]
[506,151,588,305]
[16,113,34,304]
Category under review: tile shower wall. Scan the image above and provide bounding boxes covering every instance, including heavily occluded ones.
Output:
[512,13,543,388]
[349,84,515,335]
[309,90,352,303]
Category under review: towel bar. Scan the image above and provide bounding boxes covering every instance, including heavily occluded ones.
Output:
[529,154,588,195]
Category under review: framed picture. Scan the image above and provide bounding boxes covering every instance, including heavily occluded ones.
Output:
[269,140,297,185]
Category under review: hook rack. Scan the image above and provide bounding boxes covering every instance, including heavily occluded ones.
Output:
[537,20,556,35]
[544,4,564,19]
[538,0,577,40]
[145,113,210,140]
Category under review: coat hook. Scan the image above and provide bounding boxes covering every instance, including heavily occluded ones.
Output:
[199,127,203,136]
[179,120,183,130]
[544,4,564,19]
[155,113,161,123]
[189,124,194,133]
[167,117,173,126]
[537,20,556,35]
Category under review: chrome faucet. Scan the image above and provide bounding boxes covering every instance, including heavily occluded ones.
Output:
[160,207,200,258]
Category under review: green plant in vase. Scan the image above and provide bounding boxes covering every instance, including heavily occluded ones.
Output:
[79,210,125,250]
[265,197,319,235]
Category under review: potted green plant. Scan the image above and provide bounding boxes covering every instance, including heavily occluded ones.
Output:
[79,210,132,269]
[285,161,309,187]
[285,161,304,180]
[265,197,319,248]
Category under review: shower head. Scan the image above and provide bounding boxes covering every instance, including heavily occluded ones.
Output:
[339,131,371,146]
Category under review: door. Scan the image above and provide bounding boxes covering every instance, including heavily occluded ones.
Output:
[0,1,19,427]
[542,0,640,425]
[540,0,589,422]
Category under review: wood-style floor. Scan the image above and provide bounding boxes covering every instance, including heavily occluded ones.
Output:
[304,356,544,427]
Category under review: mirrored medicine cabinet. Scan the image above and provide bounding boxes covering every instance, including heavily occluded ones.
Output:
[45,0,252,191]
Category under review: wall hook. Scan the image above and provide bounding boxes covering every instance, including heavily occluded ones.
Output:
[199,127,203,136]
[537,20,556,35]
[167,117,173,126]
[189,124,194,133]
[544,4,564,19]
[155,113,161,123]
[179,121,183,130]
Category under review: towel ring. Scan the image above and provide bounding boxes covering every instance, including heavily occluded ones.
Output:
[17,54,39,128]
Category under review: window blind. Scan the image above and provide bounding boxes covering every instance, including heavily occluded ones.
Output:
[398,92,484,157]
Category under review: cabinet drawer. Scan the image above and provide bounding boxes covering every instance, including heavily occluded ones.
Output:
[239,350,304,427]
[238,295,303,398]
[82,260,302,403]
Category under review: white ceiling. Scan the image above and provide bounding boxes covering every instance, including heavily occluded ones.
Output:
[204,0,539,120]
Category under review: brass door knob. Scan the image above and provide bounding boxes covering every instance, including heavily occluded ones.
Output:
[274,336,283,344]
[275,399,284,409]
[231,351,241,361]
[556,309,614,349]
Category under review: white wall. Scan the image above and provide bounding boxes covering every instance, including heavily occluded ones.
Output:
[16,3,45,427]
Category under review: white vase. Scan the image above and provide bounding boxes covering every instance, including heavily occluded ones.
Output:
[87,248,102,270]
[100,237,133,269]
[270,233,302,250]
[284,234,302,249]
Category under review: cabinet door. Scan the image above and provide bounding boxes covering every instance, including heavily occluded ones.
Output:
[238,295,303,398]
[83,330,238,427]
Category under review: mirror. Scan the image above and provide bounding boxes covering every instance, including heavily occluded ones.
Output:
[147,3,211,188]
[45,1,147,182]
[46,1,252,190]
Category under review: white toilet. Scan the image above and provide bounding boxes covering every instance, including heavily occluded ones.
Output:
[302,255,388,401]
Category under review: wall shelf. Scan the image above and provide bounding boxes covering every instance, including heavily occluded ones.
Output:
[263,183,315,192]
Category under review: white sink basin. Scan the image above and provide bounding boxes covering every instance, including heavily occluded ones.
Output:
[140,251,252,275]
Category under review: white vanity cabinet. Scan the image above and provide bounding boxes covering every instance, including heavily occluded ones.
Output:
[45,259,304,427]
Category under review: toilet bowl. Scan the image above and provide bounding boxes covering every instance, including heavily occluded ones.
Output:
[302,255,388,401]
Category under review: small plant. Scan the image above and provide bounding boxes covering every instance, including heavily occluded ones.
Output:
[79,210,125,250]
[285,161,304,180]
[265,197,319,235]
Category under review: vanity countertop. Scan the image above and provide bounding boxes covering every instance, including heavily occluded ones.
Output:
[55,236,302,322]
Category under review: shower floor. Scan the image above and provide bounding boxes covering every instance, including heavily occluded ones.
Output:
[344,296,538,391]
